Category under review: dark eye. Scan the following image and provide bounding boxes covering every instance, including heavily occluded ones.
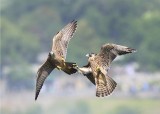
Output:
[56,31,59,34]
[49,53,52,57]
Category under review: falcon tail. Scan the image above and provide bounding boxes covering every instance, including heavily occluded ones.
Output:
[96,75,117,97]
[62,62,77,75]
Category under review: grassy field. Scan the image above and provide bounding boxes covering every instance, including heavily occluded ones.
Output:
[1,92,160,114]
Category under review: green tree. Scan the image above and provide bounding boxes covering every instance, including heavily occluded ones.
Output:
[1,0,160,72]
[1,17,40,66]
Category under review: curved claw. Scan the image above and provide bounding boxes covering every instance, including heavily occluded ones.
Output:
[72,63,78,68]
[72,64,78,69]
[62,58,66,67]
[57,66,62,70]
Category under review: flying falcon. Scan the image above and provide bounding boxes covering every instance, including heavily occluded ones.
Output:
[35,20,78,100]
[76,43,136,97]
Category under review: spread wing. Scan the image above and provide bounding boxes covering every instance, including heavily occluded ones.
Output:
[99,43,136,62]
[35,56,55,100]
[85,73,96,85]
[97,43,136,74]
[52,20,77,59]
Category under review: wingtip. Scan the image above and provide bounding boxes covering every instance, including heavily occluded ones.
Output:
[35,95,38,101]
[127,48,137,53]
[35,92,39,101]
[70,20,77,36]
[71,20,77,24]
[132,49,137,53]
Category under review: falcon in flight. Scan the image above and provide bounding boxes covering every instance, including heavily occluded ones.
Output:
[35,20,78,100]
[76,43,136,97]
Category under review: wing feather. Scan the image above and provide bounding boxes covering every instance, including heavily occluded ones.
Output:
[98,43,136,73]
[52,20,77,59]
[80,63,96,85]
[35,56,55,100]
[85,73,96,85]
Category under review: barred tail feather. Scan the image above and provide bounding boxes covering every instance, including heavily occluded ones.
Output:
[96,83,108,97]
[106,75,117,94]
[96,76,117,97]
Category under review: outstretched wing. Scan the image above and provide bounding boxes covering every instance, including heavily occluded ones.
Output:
[35,56,55,100]
[98,43,136,74]
[99,43,136,62]
[52,20,77,59]
[85,73,96,85]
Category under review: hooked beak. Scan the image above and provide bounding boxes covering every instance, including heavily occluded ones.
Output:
[50,51,54,55]
[86,54,89,57]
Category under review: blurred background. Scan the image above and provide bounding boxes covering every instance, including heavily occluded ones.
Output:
[1,0,160,114]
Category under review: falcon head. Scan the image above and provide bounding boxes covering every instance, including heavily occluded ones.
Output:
[49,51,55,59]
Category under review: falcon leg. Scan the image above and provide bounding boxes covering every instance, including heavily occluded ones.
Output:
[62,58,66,67]
[96,67,101,72]
[73,65,82,73]
[76,67,92,75]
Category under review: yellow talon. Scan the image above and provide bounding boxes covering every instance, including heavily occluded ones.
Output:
[72,63,77,67]
[73,64,78,69]
[62,58,66,67]
[63,62,66,67]
[57,66,62,70]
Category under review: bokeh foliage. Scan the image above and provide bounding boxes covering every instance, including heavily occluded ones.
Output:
[1,0,160,89]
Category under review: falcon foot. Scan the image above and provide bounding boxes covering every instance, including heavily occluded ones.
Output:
[62,58,66,67]
[57,66,62,70]
[72,63,77,67]
[63,62,66,67]
[72,64,79,70]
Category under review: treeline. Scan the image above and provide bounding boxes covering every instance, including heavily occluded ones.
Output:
[1,0,160,89]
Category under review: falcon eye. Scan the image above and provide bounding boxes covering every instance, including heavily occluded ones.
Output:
[49,52,52,57]
[56,31,59,34]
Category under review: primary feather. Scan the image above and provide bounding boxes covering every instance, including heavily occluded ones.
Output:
[52,20,77,59]
[35,55,55,100]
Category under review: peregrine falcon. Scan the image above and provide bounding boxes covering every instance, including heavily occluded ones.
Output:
[35,20,78,100]
[76,43,136,97]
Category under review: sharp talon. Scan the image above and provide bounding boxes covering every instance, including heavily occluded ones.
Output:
[74,65,79,69]
[73,64,77,67]
[57,66,62,70]
[63,62,66,66]
[62,58,66,67]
